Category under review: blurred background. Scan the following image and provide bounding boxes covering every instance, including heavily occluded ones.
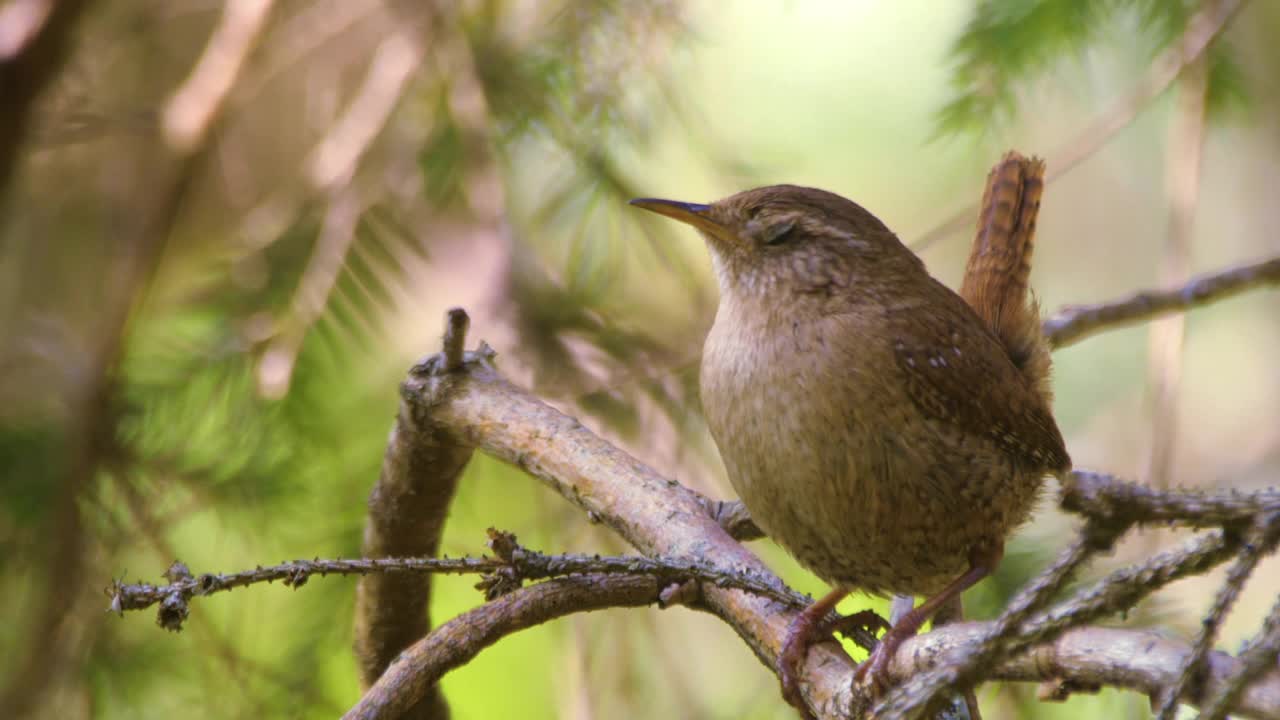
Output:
[2,1,1278,718]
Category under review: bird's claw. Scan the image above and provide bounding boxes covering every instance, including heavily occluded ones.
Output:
[852,625,909,697]
[852,644,891,696]
[778,615,819,719]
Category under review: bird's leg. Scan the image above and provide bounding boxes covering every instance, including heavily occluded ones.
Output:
[886,595,982,719]
[853,541,1003,694]
[934,595,983,720]
[778,586,850,715]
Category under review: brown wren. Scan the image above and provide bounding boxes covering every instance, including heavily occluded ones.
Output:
[631,153,1069,715]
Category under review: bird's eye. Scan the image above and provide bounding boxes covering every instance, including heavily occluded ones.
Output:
[762,220,795,246]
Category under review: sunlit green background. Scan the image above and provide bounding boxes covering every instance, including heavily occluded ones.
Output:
[2,1,1278,718]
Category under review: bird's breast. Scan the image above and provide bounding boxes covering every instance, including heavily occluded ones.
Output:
[700,301,891,579]
[698,297,1034,595]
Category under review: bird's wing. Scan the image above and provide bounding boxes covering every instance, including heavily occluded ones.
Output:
[884,283,1070,473]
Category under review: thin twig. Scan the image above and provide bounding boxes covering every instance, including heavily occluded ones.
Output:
[108,541,815,626]
[1044,256,1280,349]
[1156,514,1280,718]
[1019,529,1240,643]
[352,308,476,720]
[1201,591,1280,720]
[343,574,665,720]
[442,308,468,371]
[1060,470,1280,528]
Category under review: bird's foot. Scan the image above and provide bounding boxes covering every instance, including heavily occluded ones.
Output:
[852,623,913,696]
[778,612,821,718]
[779,606,888,717]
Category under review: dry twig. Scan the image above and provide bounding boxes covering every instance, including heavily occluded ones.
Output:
[343,574,665,720]
[1043,255,1280,349]
[107,531,818,627]
[1203,594,1280,720]
[1060,470,1280,527]
[1156,514,1280,719]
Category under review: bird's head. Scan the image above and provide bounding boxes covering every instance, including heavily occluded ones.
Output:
[630,184,918,300]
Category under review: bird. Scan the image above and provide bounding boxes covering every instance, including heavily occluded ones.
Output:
[630,157,1068,715]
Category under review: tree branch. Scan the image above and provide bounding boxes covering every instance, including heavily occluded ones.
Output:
[1043,256,1280,349]
[343,574,665,720]
[107,531,819,626]
[350,310,1280,720]
[1060,469,1280,528]
[890,624,1280,720]
[352,310,476,720]
[393,317,865,718]
[341,573,1280,720]
[1157,515,1280,718]
[1203,593,1280,720]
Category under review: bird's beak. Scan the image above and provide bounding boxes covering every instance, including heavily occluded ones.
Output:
[629,198,723,237]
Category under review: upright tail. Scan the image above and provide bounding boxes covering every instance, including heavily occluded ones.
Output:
[960,151,1053,403]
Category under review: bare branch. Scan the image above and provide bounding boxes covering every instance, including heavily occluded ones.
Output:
[343,574,665,720]
[352,310,476,720]
[1024,529,1238,639]
[342,580,1280,720]
[398,323,864,718]
[1060,470,1280,528]
[108,535,818,625]
[442,308,468,371]
[890,624,1280,720]
[1043,256,1280,349]
[1203,593,1280,720]
[370,313,1280,720]
[1157,515,1280,718]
